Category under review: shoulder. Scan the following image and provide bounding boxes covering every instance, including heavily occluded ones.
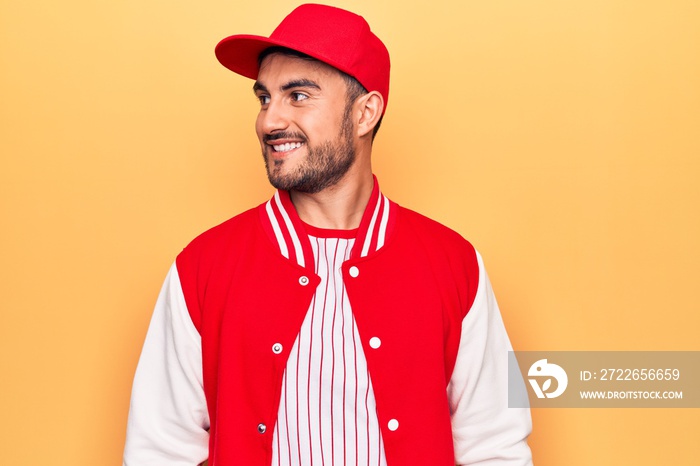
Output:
[392,203,481,312]
[174,204,268,322]
[395,204,476,256]
[393,203,479,281]
[176,205,262,265]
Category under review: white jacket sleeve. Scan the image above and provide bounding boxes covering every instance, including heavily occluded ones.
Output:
[448,252,533,465]
[123,262,210,466]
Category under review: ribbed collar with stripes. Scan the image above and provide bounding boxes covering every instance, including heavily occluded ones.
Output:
[259,176,397,271]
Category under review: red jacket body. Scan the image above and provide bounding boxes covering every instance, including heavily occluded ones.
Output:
[176,194,479,465]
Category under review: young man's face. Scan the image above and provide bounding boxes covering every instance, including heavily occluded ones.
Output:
[254,53,357,193]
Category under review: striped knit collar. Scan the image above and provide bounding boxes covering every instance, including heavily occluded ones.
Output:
[259,175,396,270]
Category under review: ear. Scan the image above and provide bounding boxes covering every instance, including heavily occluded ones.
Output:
[355,91,384,139]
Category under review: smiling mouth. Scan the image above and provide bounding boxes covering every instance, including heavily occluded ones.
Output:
[271,142,304,153]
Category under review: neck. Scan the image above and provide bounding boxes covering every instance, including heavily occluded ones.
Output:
[290,170,374,230]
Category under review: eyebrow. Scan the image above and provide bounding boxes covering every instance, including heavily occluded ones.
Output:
[281,79,321,91]
[252,79,321,94]
[252,82,268,94]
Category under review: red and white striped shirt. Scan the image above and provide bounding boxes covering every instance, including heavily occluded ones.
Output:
[264,185,392,465]
[272,233,386,466]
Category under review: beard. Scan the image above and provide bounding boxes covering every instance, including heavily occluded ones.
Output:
[262,105,356,194]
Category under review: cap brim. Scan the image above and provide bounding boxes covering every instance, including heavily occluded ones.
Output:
[215,33,356,83]
[215,35,286,79]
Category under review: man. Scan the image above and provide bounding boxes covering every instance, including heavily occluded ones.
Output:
[124,4,533,465]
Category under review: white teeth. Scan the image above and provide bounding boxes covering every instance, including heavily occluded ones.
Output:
[272,142,303,152]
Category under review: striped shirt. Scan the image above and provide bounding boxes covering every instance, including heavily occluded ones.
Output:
[271,234,387,466]
[266,185,392,466]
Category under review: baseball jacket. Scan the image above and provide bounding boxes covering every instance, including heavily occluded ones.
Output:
[124,178,533,465]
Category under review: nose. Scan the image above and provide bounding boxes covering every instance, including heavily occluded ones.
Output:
[257,98,290,136]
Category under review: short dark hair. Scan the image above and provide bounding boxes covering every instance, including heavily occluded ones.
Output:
[258,46,382,139]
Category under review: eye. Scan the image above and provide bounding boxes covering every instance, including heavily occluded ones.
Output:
[291,92,309,102]
[257,94,270,106]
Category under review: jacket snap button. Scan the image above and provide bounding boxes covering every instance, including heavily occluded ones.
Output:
[299,276,309,286]
[388,419,399,431]
[369,337,381,349]
[257,423,267,434]
[349,266,359,278]
[272,343,283,354]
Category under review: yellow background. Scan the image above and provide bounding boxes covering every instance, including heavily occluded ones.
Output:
[1,0,698,464]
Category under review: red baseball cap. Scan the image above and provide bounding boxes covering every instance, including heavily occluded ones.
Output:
[215,3,391,114]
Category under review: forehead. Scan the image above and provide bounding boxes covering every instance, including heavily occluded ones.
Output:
[256,53,345,86]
